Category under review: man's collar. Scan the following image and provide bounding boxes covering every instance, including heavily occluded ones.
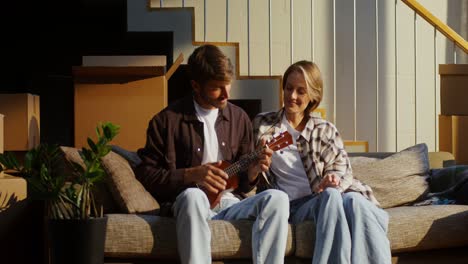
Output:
[182,95,199,122]
[182,95,230,122]
[219,103,230,121]
[277,108,315,143]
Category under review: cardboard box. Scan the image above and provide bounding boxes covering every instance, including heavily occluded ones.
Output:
[312,108,326,119]
[0,113,4,153]
[0,173,29,256]
[439,115,468,164]
[344,140,369,153]
[439,64,468,115]
[73,55,183,151]
[0,94,40,151]
[0,172,27,204]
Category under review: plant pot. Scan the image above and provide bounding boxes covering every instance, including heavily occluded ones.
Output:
[48,216,107,264]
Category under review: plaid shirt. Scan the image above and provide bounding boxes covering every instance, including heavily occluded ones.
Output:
[253,109,380,206]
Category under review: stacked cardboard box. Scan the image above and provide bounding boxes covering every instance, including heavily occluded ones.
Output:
[73,66,168,151]
[0,93,40,151]
[0,173,27,205]
[73,54,183,152]
[0,172,28,236]
[344,140,369,153]
[0,113,3,153]
[439,64,468,164]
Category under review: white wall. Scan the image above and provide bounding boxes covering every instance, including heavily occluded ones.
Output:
[129,0,468,152]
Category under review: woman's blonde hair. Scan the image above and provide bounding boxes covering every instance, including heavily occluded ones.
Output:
[282,60,323,115]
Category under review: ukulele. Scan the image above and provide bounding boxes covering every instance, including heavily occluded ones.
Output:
[203,131,293,209]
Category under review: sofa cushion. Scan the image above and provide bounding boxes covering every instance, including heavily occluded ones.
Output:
[60,146,159,215]
[104,214,295,259]
[387,205,468,252]
[349,143,430,208]
[101,151,160,214]
[60,146,119,214]
[294,205,468,257]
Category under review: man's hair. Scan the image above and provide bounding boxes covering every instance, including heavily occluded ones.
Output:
[188,44,234,85]
[282,60,323,115]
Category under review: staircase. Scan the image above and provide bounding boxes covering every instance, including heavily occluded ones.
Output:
[129,1,284,113]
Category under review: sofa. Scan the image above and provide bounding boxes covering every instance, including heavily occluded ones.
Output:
[60,144,468,264]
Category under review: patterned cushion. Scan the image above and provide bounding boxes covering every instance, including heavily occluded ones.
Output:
[60,146,159,214]
[349,143,430,208]
[104,214,295,259]
[60,146,119,214]
[101,151,160,214]
[294,205,468,257]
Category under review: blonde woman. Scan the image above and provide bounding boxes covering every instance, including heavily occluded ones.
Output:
[253,61,391,264]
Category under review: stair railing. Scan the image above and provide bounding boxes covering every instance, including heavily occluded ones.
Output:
[401,0,468,54]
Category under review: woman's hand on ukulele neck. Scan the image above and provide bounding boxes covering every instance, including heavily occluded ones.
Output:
[248,138,273,183]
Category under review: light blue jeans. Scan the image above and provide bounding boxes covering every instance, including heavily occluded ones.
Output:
[173,188,289,264]
[290,188,391,264]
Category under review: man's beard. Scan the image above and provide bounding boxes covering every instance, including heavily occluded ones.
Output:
[200,92,228,109]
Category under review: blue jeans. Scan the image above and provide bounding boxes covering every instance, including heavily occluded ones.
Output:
[173,188,290,264]
[290,188,391,264]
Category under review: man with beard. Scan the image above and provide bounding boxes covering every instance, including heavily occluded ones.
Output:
[135,44,289,264]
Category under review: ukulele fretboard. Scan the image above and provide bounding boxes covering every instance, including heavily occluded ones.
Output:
[224,150,261,177]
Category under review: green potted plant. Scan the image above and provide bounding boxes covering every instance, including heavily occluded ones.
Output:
[0,122,120,264]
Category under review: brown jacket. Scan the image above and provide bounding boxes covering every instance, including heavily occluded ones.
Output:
[135,95,256,205]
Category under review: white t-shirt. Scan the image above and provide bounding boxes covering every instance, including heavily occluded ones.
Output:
[193,100,238,212]
[270,114,312,200]
[193,100,223,164]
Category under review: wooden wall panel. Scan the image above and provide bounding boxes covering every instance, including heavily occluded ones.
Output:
[378,0,397,152]
[248,0,270,75]
[431,0,451,150]
[313,0,334,124]
[184,0,205,41]
[227,0,249,75]
[416,15,436,151]
[356,0,377,151]
[292,0,312,64]
[205,0,226,42]
[396,1,416,151]
[271,0,291,75]
[335,0,355,140]
[150,0,161,8]
[162,0,183,7]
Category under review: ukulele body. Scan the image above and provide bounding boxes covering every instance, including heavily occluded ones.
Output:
[201,131,292,209]
[205,160,239,209]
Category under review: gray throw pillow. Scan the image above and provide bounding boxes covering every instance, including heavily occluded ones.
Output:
[429,165,468,204]
[430,165,468,193]
[349,143,430,208]
[111,145,142,169]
